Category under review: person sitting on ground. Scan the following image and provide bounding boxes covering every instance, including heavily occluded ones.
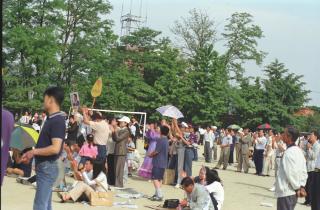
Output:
[180,176,214,210]
[126,137,136,177]
[205,169,224,210]
[181,167,224,210]
[79,134,97,165]
[73,158,94,182]
[66,142,81,172]
[7,148,33,178]
[193,166,207,186]
[58,160,108,203]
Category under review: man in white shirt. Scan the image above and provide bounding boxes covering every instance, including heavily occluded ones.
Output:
[82,109,110,161]
[269,132,286,192]
[211,126,218,161]
[304,131,320,206]
[254,130,267,176]
[180,177,214,210]
[20,111,31,124]
[203,126,215,163]
[215,129,232,170]
[275,126,308,210]
[312,137,320,210]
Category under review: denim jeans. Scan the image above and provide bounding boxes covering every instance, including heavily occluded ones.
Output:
[33,160,58,210]
[96,144,107,161]
[193,147,198,161]
[184,148,194,177]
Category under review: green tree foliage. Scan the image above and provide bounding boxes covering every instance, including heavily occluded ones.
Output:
[3,0,63,110]
[262,59,310,130]
[171,9,217,57]
[223,12,266,81]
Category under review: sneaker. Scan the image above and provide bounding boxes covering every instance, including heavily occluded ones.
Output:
[16,177,23,184]
[175,184,180,189]
[269,186,275,192]
[22,179,32,186]
[150,196,163,202]
[148,195,157,200]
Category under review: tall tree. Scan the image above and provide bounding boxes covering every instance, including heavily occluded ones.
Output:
[3,0,63,111]
[223,12,266,81]
[262,59,310,129]
[171,9,217,57]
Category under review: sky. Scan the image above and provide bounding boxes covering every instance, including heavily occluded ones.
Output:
[107,0,320,106]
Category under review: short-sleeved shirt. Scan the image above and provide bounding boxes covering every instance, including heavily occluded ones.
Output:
[126,141,135,160]
[255,136,267,150]
[89,120,109,145]
[35,112,66,164]
[221,135,233,146]
[152,136,169,168]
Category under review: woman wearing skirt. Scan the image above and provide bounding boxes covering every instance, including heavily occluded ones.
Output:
[138,123,160,179]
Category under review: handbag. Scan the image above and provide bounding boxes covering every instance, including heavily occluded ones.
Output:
[162,169,175,185]
[163,199,179,208]
[90,179,113,206]
[90,191,113,206]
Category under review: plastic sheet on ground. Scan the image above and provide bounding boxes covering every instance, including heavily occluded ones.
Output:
[260,202,273,207]
[113,200,138,209]
[116,193,143,199]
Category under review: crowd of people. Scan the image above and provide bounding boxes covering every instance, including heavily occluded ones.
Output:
[1,86,320,210]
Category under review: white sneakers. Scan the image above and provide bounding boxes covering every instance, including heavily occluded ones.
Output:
[269,186,275,192]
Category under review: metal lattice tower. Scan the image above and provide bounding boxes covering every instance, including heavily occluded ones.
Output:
[120,0,147,37]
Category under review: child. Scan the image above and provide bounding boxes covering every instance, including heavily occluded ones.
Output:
[126,137,136,177]
[79,134,98,165]
[148,126,169,201]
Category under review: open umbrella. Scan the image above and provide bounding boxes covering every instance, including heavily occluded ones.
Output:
[257,123,272,130]
[227,124,241,130]
[10,125,39,151]
[156,105,184,119]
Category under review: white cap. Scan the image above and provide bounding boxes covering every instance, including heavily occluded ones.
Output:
[181,122,188,128]
[118,116,130,124]
[211,126,217,129]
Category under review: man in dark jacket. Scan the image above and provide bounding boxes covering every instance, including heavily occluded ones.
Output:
[66,115,79,146]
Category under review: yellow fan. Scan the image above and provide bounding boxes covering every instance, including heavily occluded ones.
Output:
[91,77,103,107]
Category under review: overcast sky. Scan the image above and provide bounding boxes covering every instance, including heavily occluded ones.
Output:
[107,0,320,106]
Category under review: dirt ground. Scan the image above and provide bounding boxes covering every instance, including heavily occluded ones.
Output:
[1,141,309,210]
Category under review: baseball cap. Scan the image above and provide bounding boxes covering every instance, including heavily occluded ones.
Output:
[118,116,130,123]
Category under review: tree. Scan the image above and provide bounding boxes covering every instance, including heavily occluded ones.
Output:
[231,77,266,129]
[262,59,310,130]
[171,9,217,57]
[223,12,266,81]
[3,0,64,112]
[3,0,116,112]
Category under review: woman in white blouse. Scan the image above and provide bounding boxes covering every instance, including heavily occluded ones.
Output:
[58,160,108,202]
[205,169,224,210]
